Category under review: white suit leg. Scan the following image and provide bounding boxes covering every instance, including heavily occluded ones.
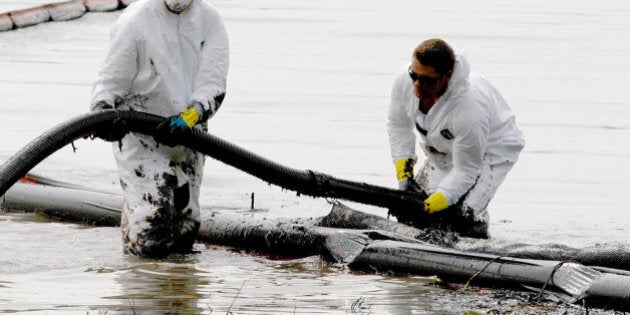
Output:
[461,160,516,223]
[415,159,447,196]
[414,158,514,238]
[115,133,203,257]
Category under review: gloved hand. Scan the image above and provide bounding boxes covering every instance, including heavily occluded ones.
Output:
[395,158,422,193]
[154,102,203,146]
[169,103,202,133]
[424,191,449,214]
[92,101,129,142]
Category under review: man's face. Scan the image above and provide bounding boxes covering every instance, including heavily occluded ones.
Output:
[408,58,451,100]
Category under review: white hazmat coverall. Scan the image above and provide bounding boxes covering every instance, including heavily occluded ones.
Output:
[387,50,524,236]
[90,0,229,257]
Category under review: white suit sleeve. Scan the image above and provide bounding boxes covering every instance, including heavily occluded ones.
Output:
[190,9,230,117]
[90,19,138,110]
[437,109,489,205]
[387,69,417,163]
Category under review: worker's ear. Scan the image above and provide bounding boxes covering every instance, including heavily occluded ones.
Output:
[443,70,453,82]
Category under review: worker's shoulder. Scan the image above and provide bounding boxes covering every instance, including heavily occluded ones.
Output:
[112,0,163,33]
[120,0,150,16]
[113,0,149,26]
[195,0,224,18]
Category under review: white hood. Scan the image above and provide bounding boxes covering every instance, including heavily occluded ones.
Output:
[438,48,471,107]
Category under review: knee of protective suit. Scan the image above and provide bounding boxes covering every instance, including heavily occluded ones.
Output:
[449,206,490,239]
[123,226,200,258]
[123,231,175,258]
[171,182,201,250]
[172,220,200,253]
[121,183,201,258]
[457,221,490,239]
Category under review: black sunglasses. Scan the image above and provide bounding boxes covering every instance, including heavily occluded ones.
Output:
[408,67,440,86]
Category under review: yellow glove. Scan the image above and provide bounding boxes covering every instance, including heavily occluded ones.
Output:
[395,158,415,183]
[424,191,449,214]
[178,107,200,128]
[395,158,423,193]
[166,105,201,134]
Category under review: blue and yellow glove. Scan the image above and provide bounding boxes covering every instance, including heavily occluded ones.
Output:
[395,158,422,193]
[168,105,201,133]
[155,102,204,146]
[424,191,449,214]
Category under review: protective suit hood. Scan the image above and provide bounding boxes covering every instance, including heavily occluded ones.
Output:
[444,48,471,100]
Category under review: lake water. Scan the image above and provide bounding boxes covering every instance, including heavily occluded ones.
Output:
[1,0,629,313]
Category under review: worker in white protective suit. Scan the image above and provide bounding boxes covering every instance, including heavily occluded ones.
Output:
[90,0,229,257]
[387,38,524,239]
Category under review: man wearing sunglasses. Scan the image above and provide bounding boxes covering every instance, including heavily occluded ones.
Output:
[387,38,525,238]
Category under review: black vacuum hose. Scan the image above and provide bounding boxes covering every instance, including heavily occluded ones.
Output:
[5,111,630,278]
[0,110,423,213]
